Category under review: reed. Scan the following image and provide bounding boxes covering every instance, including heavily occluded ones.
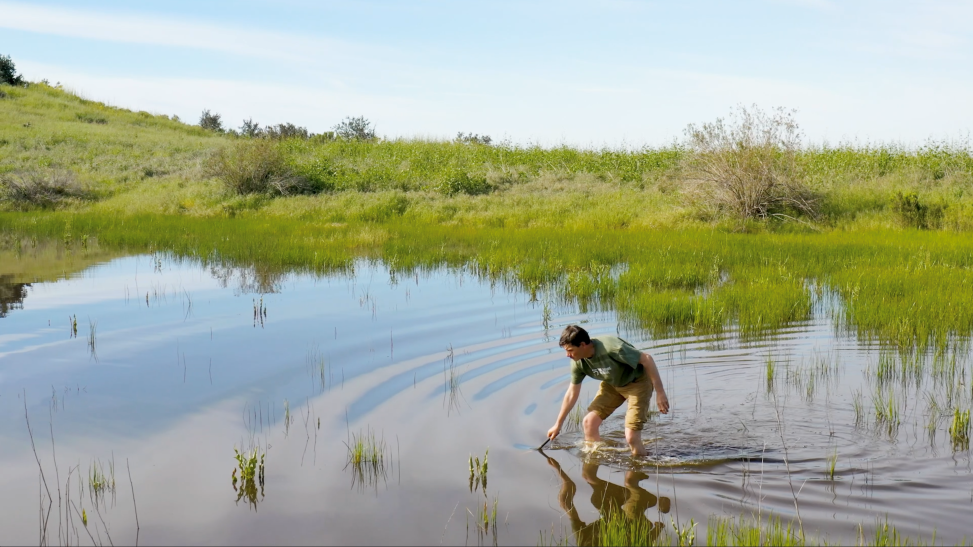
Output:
[444,345,463,415]
[87,458,115,503]
[343,427,390,491]
[593,506,667,547]
[87,318,97,361]
[468,448,488,493]
[873,386,901,437]
[706,515,804,547]
[232,446,266,509]
[949,408,970,451]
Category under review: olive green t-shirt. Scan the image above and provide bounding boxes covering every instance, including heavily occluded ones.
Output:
[569,335,644,387]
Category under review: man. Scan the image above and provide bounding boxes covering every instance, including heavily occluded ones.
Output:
[547,325,669,457]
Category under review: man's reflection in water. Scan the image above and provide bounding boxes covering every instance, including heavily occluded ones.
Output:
[544,453,670,546]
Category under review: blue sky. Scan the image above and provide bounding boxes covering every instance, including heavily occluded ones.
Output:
[1,0,971,147]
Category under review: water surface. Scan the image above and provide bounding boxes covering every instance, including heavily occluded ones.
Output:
[1,252,971,545]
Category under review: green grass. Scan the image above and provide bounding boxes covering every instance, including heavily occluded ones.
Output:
[826,448,838,480]
[874,385,902,437]
[707,515,805,547]
[343,427,390,491]
[87,458,115,502]
[949,408,970,451]
[468,448,488,493]
[232,446,266,509]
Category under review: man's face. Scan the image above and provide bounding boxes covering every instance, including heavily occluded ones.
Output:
[562,342,593,360]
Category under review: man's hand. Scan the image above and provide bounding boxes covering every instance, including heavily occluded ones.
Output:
[547,423,561,440]
[656,391,669,414]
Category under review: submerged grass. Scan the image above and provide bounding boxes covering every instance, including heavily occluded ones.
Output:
[232,446,266,510]
[343,427,390,491]
[949,408,970,451]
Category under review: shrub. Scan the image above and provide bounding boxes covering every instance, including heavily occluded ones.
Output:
[206,139,311,196]
[892,191,946,229]
[0,54,24,86]
[333,116,376,141]
[0,170,91,209]
[683,105,817,220]
[436,168,492,196]
[199,109,224,132]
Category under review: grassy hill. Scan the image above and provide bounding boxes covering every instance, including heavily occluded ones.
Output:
[2,82,972,231]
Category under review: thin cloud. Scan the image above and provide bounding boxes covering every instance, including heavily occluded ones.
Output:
[0,1,386,65]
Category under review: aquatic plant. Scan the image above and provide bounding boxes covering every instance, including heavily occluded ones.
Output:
[670,517,698,547]
[706,515,805,547]
[949,408,970,451]
[87,458,115,503]
[344,427,390,491]
[563,398,588,433]
[873,386,901,437]
[283,398,291,436]
[444,345,463,415]
[765,356,776,393]
[468,448,488,493]
[87,318,97,361]
[826,448,838,480]
[232,446,266,510]
[594,506,667,547]
[852,388,866,426]
[306,345,328,391]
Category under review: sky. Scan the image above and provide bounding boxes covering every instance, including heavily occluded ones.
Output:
[1,0,971,147]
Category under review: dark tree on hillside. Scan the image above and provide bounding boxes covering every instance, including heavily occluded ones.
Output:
[0,54,24,86]
[199,109,224,132]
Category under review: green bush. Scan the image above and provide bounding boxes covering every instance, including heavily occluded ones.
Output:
[892,191,946,229]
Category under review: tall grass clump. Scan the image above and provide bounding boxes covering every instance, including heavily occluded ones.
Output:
[683,105,817,221]
[343,427,390,491]
[706,515,805,546]
[468,448,488,493]
[87,458,116,503]
[949,408,970,451]
[232,446,266,509]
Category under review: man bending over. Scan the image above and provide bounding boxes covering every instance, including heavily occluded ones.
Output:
[547,325,669,457]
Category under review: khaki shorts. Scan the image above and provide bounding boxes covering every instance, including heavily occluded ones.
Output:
[588,373,654,431]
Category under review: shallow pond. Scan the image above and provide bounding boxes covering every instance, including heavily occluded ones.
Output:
[1,251,971,545]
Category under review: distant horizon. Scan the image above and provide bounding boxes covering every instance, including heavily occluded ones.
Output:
[2,1,971,148]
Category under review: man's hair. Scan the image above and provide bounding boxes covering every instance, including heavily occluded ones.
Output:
[559,325,591,347]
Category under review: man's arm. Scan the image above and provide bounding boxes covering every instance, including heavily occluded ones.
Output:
[639,353,669,414]
[548,382,582,439]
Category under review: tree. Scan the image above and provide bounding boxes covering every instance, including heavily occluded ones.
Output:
[199,109,224,132]
[240,118,262,138]
[333,116,376,141]
[0,54,24,86]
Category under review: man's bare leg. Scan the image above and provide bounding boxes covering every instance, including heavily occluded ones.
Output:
[625,428,646,457]
[582,411,603,442]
